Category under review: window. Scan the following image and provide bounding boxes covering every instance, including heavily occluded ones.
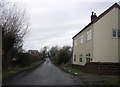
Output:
[89,30,91,39]
[118,30,120,37]
[87,30,92,41]
[86,53,90,63]
[31,52,34,54]
[80,35,83,44]
[74,55,76,62]
[113,30,116,37]
[112,29,120,38]
[79,54,82,62]
[74,40,77,46]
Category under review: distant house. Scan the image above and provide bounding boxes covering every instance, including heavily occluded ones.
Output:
[72,3,120,65]
[28,50,39,56]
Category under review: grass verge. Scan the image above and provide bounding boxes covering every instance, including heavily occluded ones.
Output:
[60,64,93,77]
[2,61,44,80]
[60,64,119,85]
[100,77,119,85]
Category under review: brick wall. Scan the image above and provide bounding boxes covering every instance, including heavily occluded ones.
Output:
[98,62,120,75]
[71,62,120,75]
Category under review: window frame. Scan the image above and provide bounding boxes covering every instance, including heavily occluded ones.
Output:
[112,29,117,38]
[87,29,92,41]
[74,55,76,62]
[112,29,120,38]
[74,40,77,46]
[89,30,92,40]
[80,35,84,44]
[118,30,120,37]
[86,53,90,63]
[79,54,82,62]
[113,30,116,37]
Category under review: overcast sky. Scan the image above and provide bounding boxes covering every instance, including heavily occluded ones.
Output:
[11,0,119,50]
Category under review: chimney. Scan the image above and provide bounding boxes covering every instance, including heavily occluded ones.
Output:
[91,11,97,22]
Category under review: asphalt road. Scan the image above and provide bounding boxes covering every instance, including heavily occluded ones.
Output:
[5,58,83,85]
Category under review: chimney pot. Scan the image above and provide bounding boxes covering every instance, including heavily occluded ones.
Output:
[91,11,97,22]
[92,11,94,15]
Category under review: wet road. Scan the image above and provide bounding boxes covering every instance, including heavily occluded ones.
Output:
[5,58,83,85]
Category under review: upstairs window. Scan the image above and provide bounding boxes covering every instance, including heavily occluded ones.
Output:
[112,29,120,38]
[80,35,84,44]
[87,29,91,41]
[74,40,77,46]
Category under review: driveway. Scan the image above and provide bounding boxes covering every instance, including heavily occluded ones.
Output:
[4,58,83,85]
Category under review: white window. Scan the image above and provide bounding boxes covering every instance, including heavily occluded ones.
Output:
[79,54,82,62]
[87,30,92,41]
[74,55,76,62]
[113,30,117,37]
[118,30,120,37]
[113,29,120,38]
[74,40,77,46]
[86,53,90,63]
[80,35,83,44]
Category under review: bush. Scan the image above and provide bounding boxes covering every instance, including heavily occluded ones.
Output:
[55,50,69,65]
[13,52,43,68]
[31,56,41,63]
[18,53,32,67]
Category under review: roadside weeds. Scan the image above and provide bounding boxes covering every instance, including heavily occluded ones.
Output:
[60,64,119,85]
[2,61,44,82]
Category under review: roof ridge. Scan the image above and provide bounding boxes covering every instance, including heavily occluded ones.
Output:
[93,3,120,23]
[72,3,120,39]
[117,1,120,6]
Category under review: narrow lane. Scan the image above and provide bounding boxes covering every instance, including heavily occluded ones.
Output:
[5,58,83,85]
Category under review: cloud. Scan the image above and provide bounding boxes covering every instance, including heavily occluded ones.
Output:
[21,1,115,50]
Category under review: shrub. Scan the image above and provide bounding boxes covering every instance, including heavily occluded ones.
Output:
[31,56,41,63]
[18,53,32,67]
[55,50,69,65]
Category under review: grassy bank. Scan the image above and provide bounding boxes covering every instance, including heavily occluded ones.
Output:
[60,64,119,85]
[60,64,93,77]
[2,60,44,80]
[101,78,119,85]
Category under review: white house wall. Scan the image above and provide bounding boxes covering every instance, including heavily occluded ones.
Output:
[72,24,93,65]
[118,8,120,62]
[93,8,119,62]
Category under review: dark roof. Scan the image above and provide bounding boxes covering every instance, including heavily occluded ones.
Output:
[72,3,120,39]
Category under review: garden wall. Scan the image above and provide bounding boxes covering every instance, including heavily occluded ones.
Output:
[70,62,120,75]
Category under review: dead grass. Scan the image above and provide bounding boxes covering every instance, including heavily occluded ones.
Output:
[2,61,44,80]
[60,64,94,77]
[60,64,119,85]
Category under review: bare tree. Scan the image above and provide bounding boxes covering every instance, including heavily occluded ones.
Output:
[1,0,29,69]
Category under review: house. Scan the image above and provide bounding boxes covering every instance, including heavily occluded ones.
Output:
[72,3,120,65]
[28,50,39,56]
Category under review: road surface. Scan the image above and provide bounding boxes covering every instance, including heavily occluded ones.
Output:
[5,58,83,85]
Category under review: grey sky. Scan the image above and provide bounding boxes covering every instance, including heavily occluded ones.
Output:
[15,0,119,50]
